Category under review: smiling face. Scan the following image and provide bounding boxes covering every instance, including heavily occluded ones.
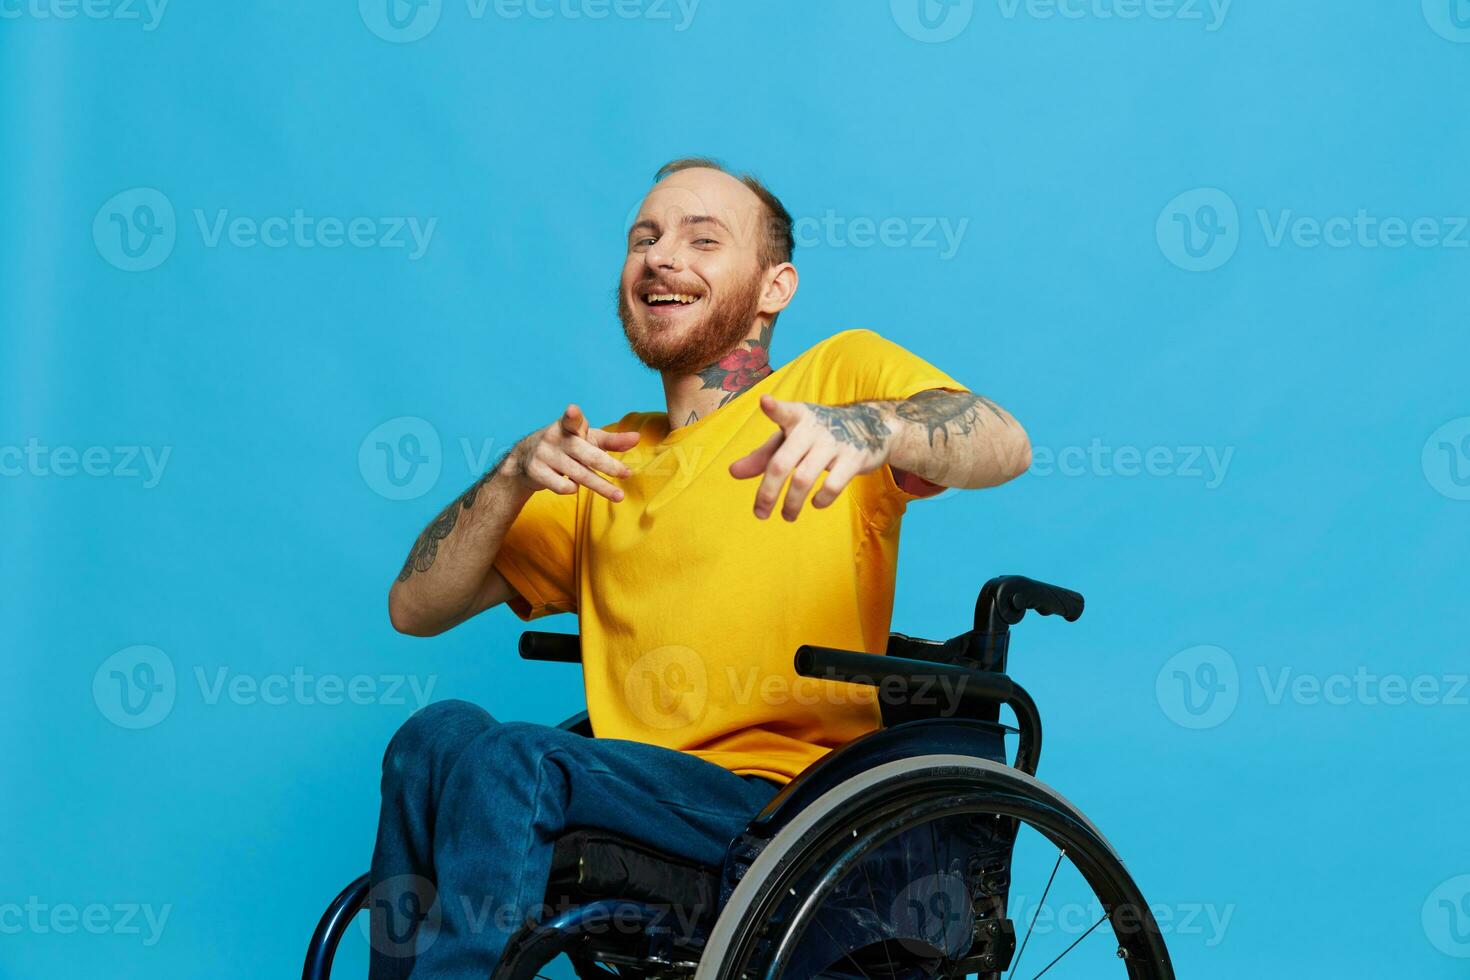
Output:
[617,167,794,376]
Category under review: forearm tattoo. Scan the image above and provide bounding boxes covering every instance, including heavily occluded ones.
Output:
[395,456,502,582]
[893,390,1009,446]
[808,402,893,452]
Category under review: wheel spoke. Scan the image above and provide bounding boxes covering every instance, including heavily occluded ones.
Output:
[1028,912,1107,979]
[1007,845,1064,980]
[809,912,878,980]
[853,846,897,978]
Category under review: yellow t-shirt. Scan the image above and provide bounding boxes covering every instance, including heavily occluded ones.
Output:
[492,328,969,785]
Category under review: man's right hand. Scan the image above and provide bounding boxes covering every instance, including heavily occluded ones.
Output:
[503,403,641,502]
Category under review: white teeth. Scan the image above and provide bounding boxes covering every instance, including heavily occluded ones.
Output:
[645,293,699,304]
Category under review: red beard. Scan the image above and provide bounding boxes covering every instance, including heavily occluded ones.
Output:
[617,270,763,376]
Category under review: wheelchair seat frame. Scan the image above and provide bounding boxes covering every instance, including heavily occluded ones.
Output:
[303,575,1176,980]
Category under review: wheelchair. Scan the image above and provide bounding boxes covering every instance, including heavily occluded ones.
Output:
[304,575,1175,979]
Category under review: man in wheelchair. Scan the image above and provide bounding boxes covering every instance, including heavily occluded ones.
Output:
[342,159,1102,980]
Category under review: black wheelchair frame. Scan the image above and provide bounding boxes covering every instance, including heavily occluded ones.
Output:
[304,575,1175,980]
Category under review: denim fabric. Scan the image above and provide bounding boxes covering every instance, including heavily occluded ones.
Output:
[367,699,782,978]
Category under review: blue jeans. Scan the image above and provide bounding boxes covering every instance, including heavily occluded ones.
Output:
[368,700,782,978]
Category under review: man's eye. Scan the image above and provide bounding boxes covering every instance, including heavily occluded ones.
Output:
[694,238,718,246]
[633,237,656,248]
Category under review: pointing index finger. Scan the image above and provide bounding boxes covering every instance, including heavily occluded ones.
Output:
[560,403,589,439]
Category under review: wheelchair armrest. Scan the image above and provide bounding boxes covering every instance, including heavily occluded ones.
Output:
[794,645,1041,775]
[519,631,581,664]
[795,645,1015,708]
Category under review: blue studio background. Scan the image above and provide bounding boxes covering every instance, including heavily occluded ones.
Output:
[3,1,1468,976]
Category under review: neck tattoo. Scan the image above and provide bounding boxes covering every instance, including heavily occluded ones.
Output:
[695,321,774,407]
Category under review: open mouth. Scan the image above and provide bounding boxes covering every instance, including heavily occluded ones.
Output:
[640,290,704,314]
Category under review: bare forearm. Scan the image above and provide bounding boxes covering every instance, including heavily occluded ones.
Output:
[867,390,1032,489]
[386,402,643,635]
[387,449,533,636]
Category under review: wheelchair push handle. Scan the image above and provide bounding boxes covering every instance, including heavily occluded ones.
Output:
[975,575,1084,632]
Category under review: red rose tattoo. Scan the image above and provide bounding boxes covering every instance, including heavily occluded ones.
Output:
[697,323,773,405]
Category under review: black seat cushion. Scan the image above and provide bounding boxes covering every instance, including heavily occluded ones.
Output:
[546,829,719,920]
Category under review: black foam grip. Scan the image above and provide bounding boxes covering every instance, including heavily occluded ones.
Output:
[1006,576,1085,622]
[518,631,582,663]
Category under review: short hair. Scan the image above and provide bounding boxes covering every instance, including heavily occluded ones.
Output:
[653,157,795,269]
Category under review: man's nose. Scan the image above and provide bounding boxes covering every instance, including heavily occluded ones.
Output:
[645,236,683,272]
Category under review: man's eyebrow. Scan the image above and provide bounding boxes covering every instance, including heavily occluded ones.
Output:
[682,214,732,234]
[628,214,733,237]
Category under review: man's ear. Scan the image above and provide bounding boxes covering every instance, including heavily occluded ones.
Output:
[757,262,798,318]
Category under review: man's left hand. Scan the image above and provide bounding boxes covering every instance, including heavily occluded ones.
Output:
[728,394,895,521]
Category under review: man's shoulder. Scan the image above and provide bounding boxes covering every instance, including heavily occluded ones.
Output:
[602,410,664,435]
[782,328,904,376]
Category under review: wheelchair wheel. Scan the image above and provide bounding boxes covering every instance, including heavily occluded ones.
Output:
[694,755,1174,980]
[489,898,693,980]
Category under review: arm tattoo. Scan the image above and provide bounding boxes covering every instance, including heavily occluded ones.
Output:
[395,463,497,583]
[808,403,892,452]
[894,390,1009,446]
